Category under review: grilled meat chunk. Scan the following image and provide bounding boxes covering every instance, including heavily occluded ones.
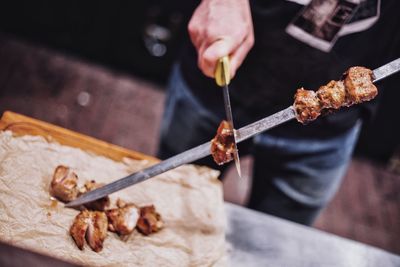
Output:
[294,66,377,124]
[317,80,346,109]
[79,180,110,211]
[343,66,377,104]
[136,205,163,235]
[70,210,91,250]
[294,88,321,124]
[86,211,108,252]
[106,203,139,235]
[50,165,79,202]
[70,210,108,252]
[211,120,235,165]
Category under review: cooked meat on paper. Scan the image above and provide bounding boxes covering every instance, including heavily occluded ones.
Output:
[210,66,378,165]
[79,180,110,211]
[106,202,140,236]
[136,205,164,236]
[50,165,79,202]
[62,167,162,251]
[343,66,377,104]
[70,210,108,252]
[0,131,226,266]
[50,166,110,211]
[317,80,346,109]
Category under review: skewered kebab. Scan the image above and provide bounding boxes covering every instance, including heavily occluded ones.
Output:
[212,66,378,165]
[294,66,377,124]
[65,59,399,211]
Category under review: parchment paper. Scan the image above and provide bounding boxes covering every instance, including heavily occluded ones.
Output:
[0,131,226,266]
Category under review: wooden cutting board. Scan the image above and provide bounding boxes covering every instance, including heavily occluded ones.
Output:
[0,111,158,163]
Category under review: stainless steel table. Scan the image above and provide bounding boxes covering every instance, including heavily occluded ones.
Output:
[225,203,400,267]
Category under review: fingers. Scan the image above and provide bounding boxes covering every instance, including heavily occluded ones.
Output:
[229,34,254,77]
[199,38,239,78]
[199,34,254,79]
[187,0,254,80]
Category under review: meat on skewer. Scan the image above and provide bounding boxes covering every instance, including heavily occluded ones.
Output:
[294,66,377,124]
[343,66,378,104]
[294,88,321,124]
[210,120,236,165]
[210,66,378,165]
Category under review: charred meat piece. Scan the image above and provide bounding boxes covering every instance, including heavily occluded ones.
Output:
[70,210,91,250]
[317,80,346,109]
[50,165,79,202]
[136,205,163,235]
[293,66,378,124]
[86,211,108,252]
[79,180,110,211]
[106,204,139,235]
[70,210,108,252]
[343,66,377,104]
[211,120,235,165]
[294,88,322,124]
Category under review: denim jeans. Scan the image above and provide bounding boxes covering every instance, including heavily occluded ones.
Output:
[158,65,361,225]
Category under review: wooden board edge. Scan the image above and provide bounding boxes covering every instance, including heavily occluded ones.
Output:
[0,111,159,163]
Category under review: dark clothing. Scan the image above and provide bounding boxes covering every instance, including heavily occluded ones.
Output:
[179,0,400,138]
[158,0,400,225]
[158,65,361,225]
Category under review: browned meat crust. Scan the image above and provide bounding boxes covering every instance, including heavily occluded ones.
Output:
[50,166,109,211]
[70,210,91,250]
[70,210,108,252]
[294,66,377,124]
[54,167,164,252]
[211,120,235,165]
[294,88,321,124]
[106,204,139,235]
[136,205,163,235]
[79,180,110,211]
[317,80,346,109]
[50,165,79,202]
[343,66,378,104]
[86,211,108,252]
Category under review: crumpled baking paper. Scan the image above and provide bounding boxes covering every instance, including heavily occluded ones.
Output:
[0,131,226,266]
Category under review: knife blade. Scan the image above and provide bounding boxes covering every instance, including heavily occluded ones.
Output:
[65,58,400,208]
[216,56,242,177]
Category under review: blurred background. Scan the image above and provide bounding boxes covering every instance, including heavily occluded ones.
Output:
[0,0,399,254]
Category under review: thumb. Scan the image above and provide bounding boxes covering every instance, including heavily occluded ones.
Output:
[199,38,237,78]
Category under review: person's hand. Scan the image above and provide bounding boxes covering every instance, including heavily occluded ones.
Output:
[188,0,254,79]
